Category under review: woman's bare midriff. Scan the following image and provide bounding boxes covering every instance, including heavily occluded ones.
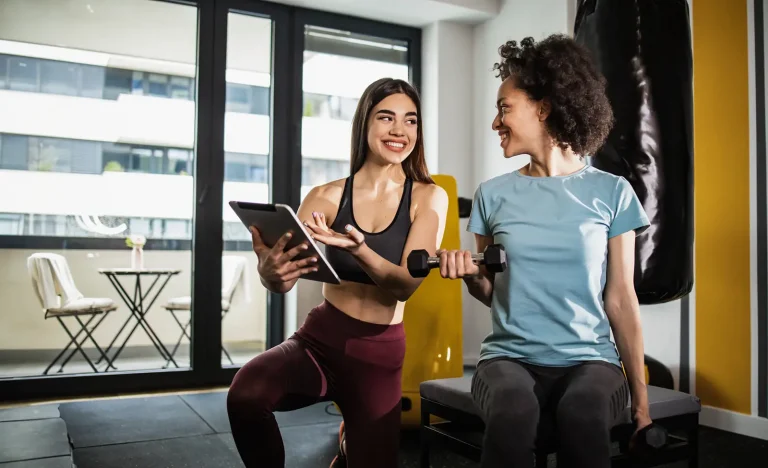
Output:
[322,281,405,325]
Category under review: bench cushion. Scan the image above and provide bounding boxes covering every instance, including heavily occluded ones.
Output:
[420,376,701,425]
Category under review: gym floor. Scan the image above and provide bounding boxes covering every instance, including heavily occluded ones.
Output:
[2,385,768,468]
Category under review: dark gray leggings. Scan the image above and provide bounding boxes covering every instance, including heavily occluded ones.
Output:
[471,357,629,468]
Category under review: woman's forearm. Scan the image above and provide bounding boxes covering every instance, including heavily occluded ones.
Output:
[607,298,649,419]
[463,274,494,307]
[351,243,421,301]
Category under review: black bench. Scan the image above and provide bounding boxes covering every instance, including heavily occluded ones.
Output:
[420,376,701,467]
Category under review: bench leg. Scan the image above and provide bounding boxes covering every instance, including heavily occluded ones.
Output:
[688,414,699,468]
[420,404,430,468]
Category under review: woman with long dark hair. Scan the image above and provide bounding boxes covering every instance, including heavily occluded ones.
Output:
[227,77,448,468]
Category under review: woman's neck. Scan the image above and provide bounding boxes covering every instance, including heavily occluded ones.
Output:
[524,143,585,177]
[355,158,406,189]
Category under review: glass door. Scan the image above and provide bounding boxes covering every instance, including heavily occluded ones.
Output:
[0,0,420,402]
[0,0,199,379]
[220,10,275,367]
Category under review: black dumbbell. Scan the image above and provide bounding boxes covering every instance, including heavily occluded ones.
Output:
[632,423,669,453]
[407,244,507,278]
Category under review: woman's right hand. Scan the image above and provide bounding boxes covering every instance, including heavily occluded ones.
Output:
[437,249,481,279]
[251,227,318,285]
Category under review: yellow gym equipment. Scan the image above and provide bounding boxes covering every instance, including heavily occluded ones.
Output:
[400,174,464,427]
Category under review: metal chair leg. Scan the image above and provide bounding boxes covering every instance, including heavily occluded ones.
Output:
[44,314,97,375]
[221,344,235,365]
[74,314,116,371]
[56,313,114,372]
[54,316,99,373]
[220,309,235,365]
[164,311,191,368]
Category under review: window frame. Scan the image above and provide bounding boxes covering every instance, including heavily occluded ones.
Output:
[0,0,421,402]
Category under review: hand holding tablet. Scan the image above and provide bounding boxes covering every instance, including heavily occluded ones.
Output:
[249,228,321,284]
[229,201,341,285]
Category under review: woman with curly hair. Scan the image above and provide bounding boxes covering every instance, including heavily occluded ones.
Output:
[438,35,652,467]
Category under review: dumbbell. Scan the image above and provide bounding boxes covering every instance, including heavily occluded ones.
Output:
[632,423,669,453]
[407,244,507,278]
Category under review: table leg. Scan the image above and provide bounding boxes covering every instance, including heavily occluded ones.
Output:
[103,272,180,368]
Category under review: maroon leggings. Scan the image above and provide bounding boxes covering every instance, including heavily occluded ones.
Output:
[227,300,406,468]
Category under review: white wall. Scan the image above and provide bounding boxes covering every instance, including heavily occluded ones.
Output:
[421,23,440,175]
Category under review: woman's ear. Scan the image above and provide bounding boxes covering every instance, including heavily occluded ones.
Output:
[538,98,551,121]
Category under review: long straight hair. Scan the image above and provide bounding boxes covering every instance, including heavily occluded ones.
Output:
[349,78,433,184]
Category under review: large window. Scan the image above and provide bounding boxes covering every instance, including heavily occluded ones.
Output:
[0,0,200,380]
[0,0,420,401]
[299,26,410,199]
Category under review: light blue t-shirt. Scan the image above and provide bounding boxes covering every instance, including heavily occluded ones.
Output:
[467,165,650,368]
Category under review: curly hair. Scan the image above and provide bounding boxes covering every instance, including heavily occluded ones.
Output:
[493,34,613,156]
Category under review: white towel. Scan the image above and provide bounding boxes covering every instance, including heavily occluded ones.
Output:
[28,255,60,310]
[27,253,84,310]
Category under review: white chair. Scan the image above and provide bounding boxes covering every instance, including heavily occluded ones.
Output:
[27,253,118,374]
[163,255,249,366]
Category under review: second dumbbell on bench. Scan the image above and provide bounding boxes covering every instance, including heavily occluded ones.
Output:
[407,244,507,278]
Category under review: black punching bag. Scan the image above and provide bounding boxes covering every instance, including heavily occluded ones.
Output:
[574,0,694,304]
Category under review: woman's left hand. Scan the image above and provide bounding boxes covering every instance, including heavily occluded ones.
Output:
[629,411,654,451]
[304,211,365,253]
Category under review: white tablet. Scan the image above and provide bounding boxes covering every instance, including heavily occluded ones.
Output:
[228,201,341,285]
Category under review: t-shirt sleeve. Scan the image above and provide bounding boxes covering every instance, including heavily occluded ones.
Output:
[608,177,650,238]
[467,184,492,236]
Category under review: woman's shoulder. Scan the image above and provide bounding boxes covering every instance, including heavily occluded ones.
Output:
[580,166,634,195]
[305,178,346,200]
[411,181,449,221]
[581,165,624,183]
[412,180,448,204]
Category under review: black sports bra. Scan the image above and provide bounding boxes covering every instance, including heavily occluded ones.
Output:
[326,176,413,284]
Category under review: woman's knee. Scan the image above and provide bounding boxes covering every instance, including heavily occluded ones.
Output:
[556,389,611,432]
[482,386,540,433]
[227,360,277,418]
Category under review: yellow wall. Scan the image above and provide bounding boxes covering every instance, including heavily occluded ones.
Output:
[693,0,752,413]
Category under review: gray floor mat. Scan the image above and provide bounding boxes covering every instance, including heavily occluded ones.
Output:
[73,433,243,468]
[0,404,60,422]
[58,395,213,448]
[0,456,73,467]
[74,424,340,468]
[0,419,71,464]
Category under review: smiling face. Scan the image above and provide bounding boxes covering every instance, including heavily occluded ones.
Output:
[365,93,418,165]
[492,77,550,158]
